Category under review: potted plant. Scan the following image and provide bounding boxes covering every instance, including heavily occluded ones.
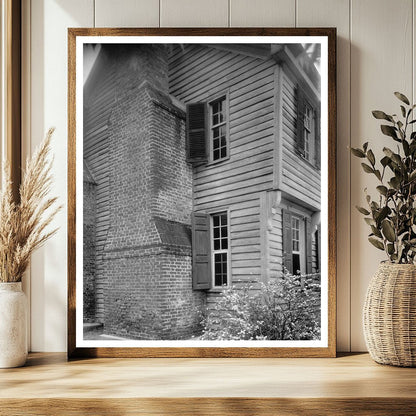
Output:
[0,128,60,368]
[352,92,416,366]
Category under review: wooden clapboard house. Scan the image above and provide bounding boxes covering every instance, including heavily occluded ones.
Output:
[83,43,321,339]
[169,43,321,303]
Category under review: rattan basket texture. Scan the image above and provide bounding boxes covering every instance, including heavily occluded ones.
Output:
[363,262,416,367]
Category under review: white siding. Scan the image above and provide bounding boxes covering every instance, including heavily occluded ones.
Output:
[280,69,321,209]
[170,45,276,285]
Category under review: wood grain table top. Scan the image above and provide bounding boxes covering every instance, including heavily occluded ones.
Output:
[1,352,415,415]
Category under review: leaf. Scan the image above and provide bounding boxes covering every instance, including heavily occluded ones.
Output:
[371,225,382,238]
[361,163,374,174]
[376,206,390,224]
[374,170,382,181]
[350,147,366,158]
[372,110,394,122]
[403,140,410,156]
[409,169,416,182]
[400,105,406,117]
[376,185,388,196]
[381,125,399,141]
[383,147,402,164]
[356,206,370,215]
[362,142,369,152]
[371,201,380,210]
[367,149,375,166]
[409,120,416,125]
[389,176,401,189]
[394,91,410,105]
[382,219,396,242]
[368,237,385,251]
[364,217,375,226]
[380,156,390,167]
[387,243,395,255]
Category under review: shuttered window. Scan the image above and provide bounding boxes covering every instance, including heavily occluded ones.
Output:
[295,86,306,157]
[211,212,229,287]
[186,94,229,165]
[209,96,228,162]
[186,103,207,164]
[282,209,313,275]
[296,85,321,170]
[191,212,211,290]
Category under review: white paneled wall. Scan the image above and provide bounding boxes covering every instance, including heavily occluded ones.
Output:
[24,0,416,352]
[350,0,413,351]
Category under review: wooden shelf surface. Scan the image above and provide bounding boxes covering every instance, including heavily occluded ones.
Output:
[1,352,416,415]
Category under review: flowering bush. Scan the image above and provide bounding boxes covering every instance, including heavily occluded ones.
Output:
[201,272,321,341]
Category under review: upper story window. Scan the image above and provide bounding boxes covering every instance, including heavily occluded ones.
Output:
[296,85,320,169]
[185,93,229,165]
[303,103,314,162]
[209,96,228,162]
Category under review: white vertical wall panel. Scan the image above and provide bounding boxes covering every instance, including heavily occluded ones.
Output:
[95,0,159,27]
[297,0,351,352]
[30,0,94,352]
[24,0,415,352]
[230,0,295,27]
[160,0,229,27]
[22,0,31,350]
[350,0,413,351]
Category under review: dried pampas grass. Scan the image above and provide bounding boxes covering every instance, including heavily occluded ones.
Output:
[0,128,61,282]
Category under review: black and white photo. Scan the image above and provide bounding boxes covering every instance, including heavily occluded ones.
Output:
[68,29,336,357]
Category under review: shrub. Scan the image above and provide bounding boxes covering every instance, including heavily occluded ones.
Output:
[201,272,321,341]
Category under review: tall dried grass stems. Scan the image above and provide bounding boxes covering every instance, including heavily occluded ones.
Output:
[0,128,61,283]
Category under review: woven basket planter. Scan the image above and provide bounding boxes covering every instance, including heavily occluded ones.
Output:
[363,262,416,367]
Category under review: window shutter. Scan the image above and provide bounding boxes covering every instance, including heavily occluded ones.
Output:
[306,217,312,274]
[296,85,306,156]
[191,212,211,290]
[282,209,293,274]
[315,106,321,169]
[186,103,207,164]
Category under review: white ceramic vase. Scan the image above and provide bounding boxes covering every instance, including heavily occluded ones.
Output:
[0,282,28,368]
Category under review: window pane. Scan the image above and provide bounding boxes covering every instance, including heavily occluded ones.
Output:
[215,274,222,287]
[210,97,227,162]
[213,127,220,139]
[219,125,226,137]
[222,226,228,238]
[221,214,227,225]
[221,238,228,250]
[293,253,300,275]
[214,239,220,250]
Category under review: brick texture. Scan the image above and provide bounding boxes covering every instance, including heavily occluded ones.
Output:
[85,44,206,339]
[83,163,97,322]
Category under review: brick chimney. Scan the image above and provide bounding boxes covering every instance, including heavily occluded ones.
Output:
[88,44,205,340]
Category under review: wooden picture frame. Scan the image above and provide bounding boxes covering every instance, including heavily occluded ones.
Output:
[68,28,336,358]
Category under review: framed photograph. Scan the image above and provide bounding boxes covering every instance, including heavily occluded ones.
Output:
[68,28,336,358]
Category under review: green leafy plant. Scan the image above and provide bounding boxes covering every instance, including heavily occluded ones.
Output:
[351,92,416,263]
